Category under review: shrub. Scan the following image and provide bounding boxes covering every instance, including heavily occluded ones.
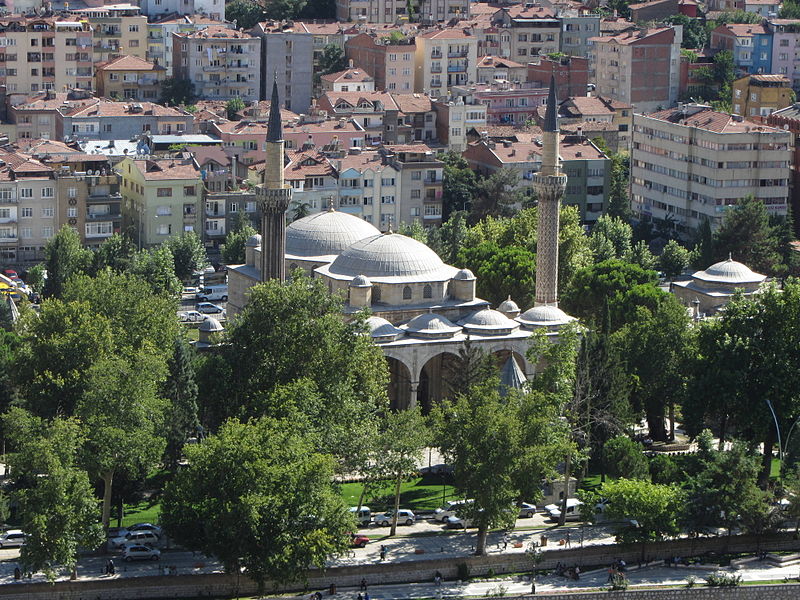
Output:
[704,572,742,587]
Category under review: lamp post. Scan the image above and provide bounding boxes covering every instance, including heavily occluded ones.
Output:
[764,398,800,477]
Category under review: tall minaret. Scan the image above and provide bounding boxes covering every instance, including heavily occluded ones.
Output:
[257,75,292,282]
[533,75,567,307]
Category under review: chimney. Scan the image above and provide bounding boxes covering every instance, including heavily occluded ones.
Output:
[349,58,354,68]
[230,153,237,190]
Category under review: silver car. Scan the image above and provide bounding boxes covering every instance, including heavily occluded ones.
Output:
[122,544,161,561]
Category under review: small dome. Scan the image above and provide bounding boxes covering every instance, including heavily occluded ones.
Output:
[286,210,380,259]
[517,305,574,328]
[365,316,403,340]
[199,316,224,332]
[403,312,461,337]
[458,308,519,334]
[454,268,475,280]
[693,257,765,285]
[497,296,520,314]
[245,234,262,247]
[350,274,372,287]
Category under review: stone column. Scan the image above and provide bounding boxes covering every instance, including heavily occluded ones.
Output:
[409,382,419,409]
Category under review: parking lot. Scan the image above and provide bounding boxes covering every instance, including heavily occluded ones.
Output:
[354,510,556,537]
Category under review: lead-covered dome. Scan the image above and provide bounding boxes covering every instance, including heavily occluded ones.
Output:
[517,305,574,329]
[245,233,262,247]
[365,315,403,341]
[458,308,519,335]
[403,312,461,338]
[497,296,521,317]
[286,210,379,260]
[692,257,765,285]
[323,233,458,282]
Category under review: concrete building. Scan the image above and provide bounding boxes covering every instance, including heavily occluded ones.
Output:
[345,31,416,93]
[321,64,376,93]
[732,74,793,119]
[489,5,561,61]
[138,0,224,20]
[527,55,589,100]
[147,14,231,77]
[769,19,800,88]
[559,12,601,59]
[9,89,96,141]
[631,104,791,235]
[476,56,528,84]
[335,0,470,24]
[173,25,261,103]
[591,26,683,114]
[433,96,488,152]
[59,100,195,142]
[414,28,478,97]
[391,94,438,144]
[75,5,148,64]
[378,144,444,227]
[95,55,167,102]
[317,91,399,146]
[117,157,204,247]
[766,102,800,227]
[744,0,781,17]
[536,96,633,152]
[710,23,772,76]
[0,17,94,99]
[452,82,547,126]
[671,257,767,317]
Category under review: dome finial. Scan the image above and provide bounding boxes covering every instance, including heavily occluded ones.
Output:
[728,252,732,261]
[327,196,335,212]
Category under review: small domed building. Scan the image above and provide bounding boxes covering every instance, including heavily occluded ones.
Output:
[671,256,767,317]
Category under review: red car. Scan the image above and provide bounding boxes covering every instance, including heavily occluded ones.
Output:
[2,269,17,279]
[350,533,369,548]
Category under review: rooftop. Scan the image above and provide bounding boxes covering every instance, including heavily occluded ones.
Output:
[125,158,201,181]
[646,106,785,134]
[178,25,256,39]
[96,55,165,72]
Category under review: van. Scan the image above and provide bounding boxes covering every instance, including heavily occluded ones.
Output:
[195,285,228,302]
[433,499,473,523]
[349,506,372,527]
[0,530,26,548]
[545,498,583,522]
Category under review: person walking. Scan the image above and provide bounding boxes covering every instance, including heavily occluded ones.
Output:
[565,531,571,548]
[360,578,368,591]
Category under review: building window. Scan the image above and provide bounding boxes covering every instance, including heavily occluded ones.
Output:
[42,206,54,217]
[21,207,32,218]
[21,227,31,238]
[184,186,196,196]
[156,206,172,216]
[20,188,33,198]
[157,223,172,235]
[42,187,54,198]
[68,207,77,217]
[403,285,412,300]
[42,226,53,238]
[423,284,432,299]
[157,188,172,197]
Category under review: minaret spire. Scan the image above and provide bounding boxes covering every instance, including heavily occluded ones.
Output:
[267,73,282,143]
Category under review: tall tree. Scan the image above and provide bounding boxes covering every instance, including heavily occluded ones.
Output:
[605,152,632,221]
[441,152,477,218]
[160,77,196,106]
[90,233,136,275]
[659,239,690,278]
[222,223,258,265]
[317,44,347,76]
[162,417,351,590]
[42,226,91,298]
[225,0,265,29]
[713,196,785,275]
[131,245,183,296]
[458,242,536,308]
[161,338,199,471]
[470,169,525,222]
[603,435,649,480]
[590,214,633,260]
[164,231,207,281]
[445,336,497,399]
[428,210,469,265]
[225,97,246,120]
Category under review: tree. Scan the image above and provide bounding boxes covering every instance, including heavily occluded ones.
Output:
[130,245,182,296]
[445,336,497,400]
[24,263,45,294]
[290,200,312,221]
[428,210,469,265]
[222,223,258,265]
[605,152,632,221]
[713,196,786,276]
[162,338,199,471]
[375,407,430,536]
[470,169,524,222]
[160,77,196,106]
[0,330,19,417]
[692,219,714,269]
[665,14,708,49]
[318,44,347,76]
[441,152,477,218]
[162,417,351,589]
[659,239,690,278]
[225,0,265,29]
[225,97,246,120]
[625,240,657,271]
[590,214,633,260]
[3,408,104,580]
[781,0,800,18]
[600,478,683,547]
[458,242,536,308]
[90,233,136,275]
[42,226,91,298]
[164,231,207,281]
[603,435,649,481]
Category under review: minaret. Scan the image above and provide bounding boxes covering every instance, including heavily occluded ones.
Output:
[257,75,292,282]
[533,75,567,307]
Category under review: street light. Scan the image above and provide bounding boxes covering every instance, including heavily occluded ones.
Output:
[764,398,800,474]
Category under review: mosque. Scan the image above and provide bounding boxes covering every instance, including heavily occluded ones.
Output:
[227,77,575,410]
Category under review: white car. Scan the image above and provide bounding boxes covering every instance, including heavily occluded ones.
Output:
[179,310,206,322]
[196,302,225,315]
[373,509,415,526]
[122,544,161,561]
[444,515,473,529]
[518,502,537,518]
[109,530,160,549]
[0,530,26,548]
[349,506,372,527]
[545,498,584,522]
[127,523,163,536]
[434,499,473,523]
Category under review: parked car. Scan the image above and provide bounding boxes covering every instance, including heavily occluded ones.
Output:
[122,544,161,561]
[196,302,225,314]
[350,533,370,548]
[109,530,160,549]
[0,530,26,548]
[444,515,473,529]
[433,499,473,523]
[2,269,18,279]
[127,523,162,536]
[349,506,372,527]
[179,310,206,322]
[545,498,584,522]
[373,509,415,526]
[195,285,228,302]
[517,502,537,518]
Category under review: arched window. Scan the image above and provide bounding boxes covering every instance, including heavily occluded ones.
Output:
[373,286,382,303]
[403,285,412,300]
[423,284,432,299]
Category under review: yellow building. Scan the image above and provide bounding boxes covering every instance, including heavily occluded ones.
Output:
[116,157,204,248]
[95,55,166,101]
[732,74,793,120]
[75,6,148,64]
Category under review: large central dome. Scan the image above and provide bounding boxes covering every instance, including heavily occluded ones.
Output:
[324,233,458,281]
[286,210,380,259]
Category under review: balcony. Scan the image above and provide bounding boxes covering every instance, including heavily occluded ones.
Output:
[430,65,442,73]
[447,65,466,73]
[86,211,122,220]
[183,213,197,224]
[0,234,18,243]
[431,53,443,59]
[448,50,468,58]
[205,208,225,218]
[138,78,159,86]
[424,177,442,185]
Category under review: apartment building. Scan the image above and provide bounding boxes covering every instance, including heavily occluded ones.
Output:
[0,18,94,99]
[321,64,376,93]
[59,101,195,142]
[336,0,469,24]
[452,82,547,126]
[732,74,793,119]
[766,103,800,227]
[283,149,340,216]
[317,91,399,146]
[75,6,148,64]
[591,26,682,114]
[138,0,224,20]
[433,97,487,152]
[490,5,561,61]
[415,28,478,97]
[476,56,527,84]
[769,19,800,88]
[631,105,791,235]
[540,96,633,152]
[378,144,444,226]
[117,157,204,247]
[95,55,167,101]
[173,26,261,103]
[391,94,437,144]
[710,23,772,75]
[559,12,601,59]
[9,89,96,141]
[527,55,589,100]
[147,14,230,76]
[345,31,416,93]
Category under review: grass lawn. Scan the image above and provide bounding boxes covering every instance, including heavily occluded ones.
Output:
[185,326,200,342]
[119,499,162,529]
[339,474,457,513]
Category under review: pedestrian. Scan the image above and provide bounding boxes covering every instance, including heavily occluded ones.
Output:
[13,566,21,580]
[364,592,370,600]
[357,593,363,600]
[565,531,571,548]
[360,578,368,591]
[502,533,508,550]
[607,567,614,583]
[108,559,115,575]
[573,565,580,580]
[531,579,536,594]
[434,570,442,586]
[380,546,386,561]
[618,559,626,572]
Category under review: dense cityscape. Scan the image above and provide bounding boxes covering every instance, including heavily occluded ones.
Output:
[0,0,798,599]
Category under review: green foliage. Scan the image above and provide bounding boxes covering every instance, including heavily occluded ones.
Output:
[90,234,136,275]
[161,338,199,471]
[605,0,632,18]
[43,226,91,298]
[458,242,536,308]
[441,151,477,218]
[705,573,742,587]
[398,220,427,242]
[162,417,351,589]
[225,0,265,29]
[649,454,681,485]
[291,200,312,221]
[712,10,762,25]
[164,231,207,281]
[225,97,246,120]
[590,214,632,261]
[666,15,707,49]
[470,169,525,222]
[681,49,698,63]
[600,478,683,544]
[428,210,469,265]
[25,264,45,294]
[318,44,347,76]
[604,436,649,481]
[692,219,714,269]
[659,239,690,278]
[626,240,657,271]
[130,245,182,296]
[0,330,19,416]
[781,0,800,18]
[222,223,258,265]
[445,337,497,400]
[160,77,196,106]
[606,151,632,221]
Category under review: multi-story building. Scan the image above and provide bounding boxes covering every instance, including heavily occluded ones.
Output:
[317,91,399,146]
[414,28,478,97]
[591,26,683,114]
[117,157,204,247]
[391,94,437,144]
[321,64,375,93]
[769,19,800,88]
[452,82,548,126]
[490,5,561,61]
[283,149,341,216]
[336,0,469,24]
[95,55,167,101]
[173,25,261,103]
[75,5,148,64]
[767,102,800,230]
[631,105,791,235]
[710,23,772,75]
[539,96,633,152]
[559,12,601,59]
[527,55,589,100]
[345,31,416,93]
[433,97,487,152]
[744,0,781,17]
[0,18,94,99]
[147,14,231,76]
[59,100,195,142]
[139,0,224,21]
[476,56,527,84]
[9,89,96,141]
[732,74,793,119]
[378,144,444,226]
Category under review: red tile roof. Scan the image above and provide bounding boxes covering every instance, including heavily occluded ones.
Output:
[96,55,165,72]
